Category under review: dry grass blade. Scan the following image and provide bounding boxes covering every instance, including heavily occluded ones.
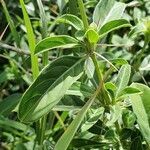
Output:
[0,24,9,40]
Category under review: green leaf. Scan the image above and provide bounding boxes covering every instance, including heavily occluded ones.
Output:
[68,0,78,16]
[120,128,132,140]
[85,29,99,44]
[88,120,106,135]
[105,82,116,99]
[1,0,20,46]
[129,18,150,42]
[70,138,110,149]
[56,14,84,30]
[18,56,85,123]
[122,110,136,128]
[20,0,36,53]
[0,94,21,116]
[60,95,84,108]
[0,116,28,132]
[55,87,101,150]
[99,19,131,37]
[106,103,122,127]
[104,129,117,140]
[130,83,150,146]
[117,86,141,98]
[85,57,95,79]
[110,58,128,66]
[115,64,131,98]
[81,107,104,132]
[93,0,126,29]
[53,105,81,112]
[57,0,67,13]
[35,35,80,55]
[66,82,94,98]
[54,112,68,129]
[130,137,144,150]
[75,30,85,41]
[0,71,8,84]
[20,0,39,79]
[129,23,144,36]
[105,82,117,92]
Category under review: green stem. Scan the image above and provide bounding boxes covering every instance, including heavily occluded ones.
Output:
[77,0,103,84]
[115,121,125,150]
[77,0,89,30]
[90,53,103,83]
[77,0,103,82]
[91,53,110,105]
[54,111,66,131]
[39,116,47,146]
[77,0,110,105]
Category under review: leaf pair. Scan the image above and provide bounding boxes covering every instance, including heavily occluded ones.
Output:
[34,14,84,55]
[93,0,131,39]
[93,0,126,28]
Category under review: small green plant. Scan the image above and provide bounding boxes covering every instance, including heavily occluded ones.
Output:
[0,0,150,149]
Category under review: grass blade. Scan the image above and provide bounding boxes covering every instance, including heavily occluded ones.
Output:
[19,0,39,79]
[55,83,102,150]
[1,0,20,46]
[130,83,150,146]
